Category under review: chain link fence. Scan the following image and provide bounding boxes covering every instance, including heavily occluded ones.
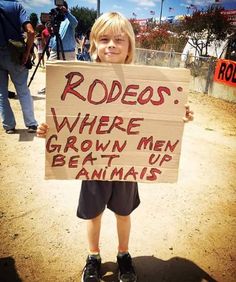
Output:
[135,48,217,94]
[135,48,184,68]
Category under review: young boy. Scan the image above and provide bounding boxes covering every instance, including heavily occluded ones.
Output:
[37,12,194,282]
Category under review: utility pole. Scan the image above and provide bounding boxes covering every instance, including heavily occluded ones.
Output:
[159,0,164,24]
[97,0,100,18]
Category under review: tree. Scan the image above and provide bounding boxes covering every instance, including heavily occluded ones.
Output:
[179,5,232,56]
[70,6,97,36]
[130,18,186,51]
[135,21,171,50]
[129,18,142,36]
[138,28,170,50]
[29,13,39,30]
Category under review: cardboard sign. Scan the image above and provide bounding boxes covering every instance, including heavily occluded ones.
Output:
[45,61,189,183]
[214,59,236,87]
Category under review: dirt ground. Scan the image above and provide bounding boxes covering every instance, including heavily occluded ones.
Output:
[0,67,236,282]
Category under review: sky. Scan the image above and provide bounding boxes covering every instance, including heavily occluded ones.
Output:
[18,0,236,20]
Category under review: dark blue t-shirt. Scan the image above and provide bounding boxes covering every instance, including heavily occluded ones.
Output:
[0,1,29,47]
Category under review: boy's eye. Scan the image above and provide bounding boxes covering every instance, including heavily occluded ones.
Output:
[99,37,108,42]
[116,38,124,42]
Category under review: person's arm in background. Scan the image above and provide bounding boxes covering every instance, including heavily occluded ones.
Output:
[65,11,78,28]
[81,35,85,52]
[59,5,78,28]
[16,2,35,65]
[21,22,35,65]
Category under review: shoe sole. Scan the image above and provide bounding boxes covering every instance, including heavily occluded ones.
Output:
[28,127,37,133]
[118,271,137,282]
[81,275,101,282]
[5,130,16,134]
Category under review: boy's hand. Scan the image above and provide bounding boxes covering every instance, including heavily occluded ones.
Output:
[36,123,49,138]
[183,104,194,123]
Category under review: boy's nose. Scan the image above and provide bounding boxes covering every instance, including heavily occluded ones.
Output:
[108,40,115,48]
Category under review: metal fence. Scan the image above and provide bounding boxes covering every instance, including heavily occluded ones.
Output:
[135,48,184,67]
[135,48,217,93]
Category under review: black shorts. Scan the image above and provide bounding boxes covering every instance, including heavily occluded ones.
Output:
[77,180,140,219]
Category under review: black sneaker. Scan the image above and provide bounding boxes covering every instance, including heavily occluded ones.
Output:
[5,128,16,134]
[28,125,38,133]
[82,255,101,282]
[117,253,137,282]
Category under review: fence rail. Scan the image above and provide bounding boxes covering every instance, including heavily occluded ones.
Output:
[135,48,184,67]
[135,48,216,68]
[135,48,217,94]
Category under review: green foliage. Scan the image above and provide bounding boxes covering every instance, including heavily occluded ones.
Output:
[29,13,39,30]
[70,6,97,36]
[166,35,188,53]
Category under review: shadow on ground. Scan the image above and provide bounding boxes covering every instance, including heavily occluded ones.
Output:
[101,256,218,282]
[10,129,37,142]
[0,257,22,282]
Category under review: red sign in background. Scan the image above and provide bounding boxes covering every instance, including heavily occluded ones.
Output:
[214,59,236,88]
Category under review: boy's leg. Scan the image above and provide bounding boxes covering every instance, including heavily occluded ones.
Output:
[82,214,102,282]
[115,214,131,253]
[87,213,102,253]
[115,214,137,282]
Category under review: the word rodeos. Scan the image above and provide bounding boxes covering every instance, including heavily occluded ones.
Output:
[60,72,172,106]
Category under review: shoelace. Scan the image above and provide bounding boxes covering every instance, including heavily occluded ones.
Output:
[85,258,100,276]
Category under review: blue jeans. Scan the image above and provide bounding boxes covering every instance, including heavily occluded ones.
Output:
[0,49,37,130]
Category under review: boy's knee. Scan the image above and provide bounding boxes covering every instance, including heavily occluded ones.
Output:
[89,213,103,222]
[115,214,130,221]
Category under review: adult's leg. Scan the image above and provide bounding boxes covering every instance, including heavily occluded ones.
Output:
[37,52,41,66]
[9,63,37,127]
[0,51,16,130]
[39,53,44,67]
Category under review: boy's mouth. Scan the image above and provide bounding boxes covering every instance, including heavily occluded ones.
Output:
[105,52,119,55]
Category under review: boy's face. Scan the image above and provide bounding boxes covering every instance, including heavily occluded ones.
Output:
[96,30,129,64]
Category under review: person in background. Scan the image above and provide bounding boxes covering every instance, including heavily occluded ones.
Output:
[38,0,78,95]
[41,22,52,60]
[0,0,38,134]
[80,31,91,61]
[48,0,78,60]
[36,32,44,67]
[30,41,37,65]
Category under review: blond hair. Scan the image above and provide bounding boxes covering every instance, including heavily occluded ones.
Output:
[89,12,135,64]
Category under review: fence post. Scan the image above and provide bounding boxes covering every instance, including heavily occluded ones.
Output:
[204,57,216,94]
[168,48,174,67]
